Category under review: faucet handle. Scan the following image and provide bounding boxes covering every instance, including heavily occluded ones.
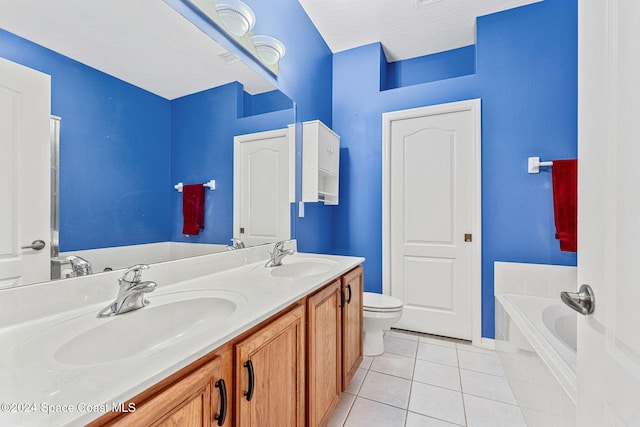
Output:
[121,264,149,283]
[274,240,289,251]
[66,255,93,276]
[229,238,245,250]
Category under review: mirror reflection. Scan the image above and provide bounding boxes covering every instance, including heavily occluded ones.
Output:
[182,0,286,74]
[0,0,296,286]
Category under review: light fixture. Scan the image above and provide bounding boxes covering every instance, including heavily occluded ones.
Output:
[215,0,256,37]
[252,35,286,65]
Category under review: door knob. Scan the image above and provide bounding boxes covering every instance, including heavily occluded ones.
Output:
[560,284,595,315]
[21,239,46,251]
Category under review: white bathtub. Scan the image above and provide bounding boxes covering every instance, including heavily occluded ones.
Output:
[57,242,227,278]
[496,294,577,426]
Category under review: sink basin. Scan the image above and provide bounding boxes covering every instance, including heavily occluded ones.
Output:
[269,259,337,278]
[14,289,246,367]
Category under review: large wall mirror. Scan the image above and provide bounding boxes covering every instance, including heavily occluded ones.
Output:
[0,0,298,286]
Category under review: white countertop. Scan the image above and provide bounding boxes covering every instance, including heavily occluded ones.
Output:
[0,250,364,426]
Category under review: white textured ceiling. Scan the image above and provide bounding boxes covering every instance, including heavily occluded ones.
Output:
[0,0,276,99]
[0,0,542,100]
[298,0,541,61]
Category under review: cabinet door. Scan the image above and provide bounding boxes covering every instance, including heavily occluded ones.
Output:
[317,125,340,176]
[307,280,342,427]
[235,304,305,427]
[107,358,223,427]
[342,266,363,390]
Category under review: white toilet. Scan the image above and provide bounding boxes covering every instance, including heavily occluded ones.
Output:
[363,292,404,356]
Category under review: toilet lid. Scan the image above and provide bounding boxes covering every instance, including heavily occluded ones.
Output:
[363,292,403,311]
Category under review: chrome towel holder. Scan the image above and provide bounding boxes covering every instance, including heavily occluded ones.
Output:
[174,180,216,192]
[528,157,554,174]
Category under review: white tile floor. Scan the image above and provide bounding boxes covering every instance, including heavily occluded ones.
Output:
[328,329,527,427]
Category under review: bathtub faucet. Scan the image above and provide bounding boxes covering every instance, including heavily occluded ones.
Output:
[97,264,157,318]
[66,255,92,276]
[227,238,246,250]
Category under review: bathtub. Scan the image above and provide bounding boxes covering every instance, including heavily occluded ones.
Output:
[495,294,577,426]
[56,242,227,278]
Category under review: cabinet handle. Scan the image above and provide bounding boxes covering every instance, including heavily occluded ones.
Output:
[244,360,255,401]
[346,284,352,304]
[340,288,345,309]
[214,379,227,426]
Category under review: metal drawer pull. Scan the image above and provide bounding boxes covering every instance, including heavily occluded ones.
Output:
[346,284,352,304]
[561,284,595,315]
[244,360,255,401]
[215,379,227,425]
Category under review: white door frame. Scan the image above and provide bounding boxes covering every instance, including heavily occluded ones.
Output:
[382,99,482,346]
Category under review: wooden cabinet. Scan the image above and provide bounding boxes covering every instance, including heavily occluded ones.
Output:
[92,346,233,427]
[103,357,228,427]
[235,304,306,427]
[307,280,342,427]
[341,266,363,389]
[90,266,362,427]
[302,120,340,205]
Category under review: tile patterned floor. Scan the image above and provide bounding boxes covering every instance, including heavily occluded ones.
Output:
[327,329,527,427]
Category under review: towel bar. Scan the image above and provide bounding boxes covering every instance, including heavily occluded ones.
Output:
[174,180,216,192]
[528,157,553,174]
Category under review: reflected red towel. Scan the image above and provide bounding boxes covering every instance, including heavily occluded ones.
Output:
[552,159,577,252]
[182,184,205,235]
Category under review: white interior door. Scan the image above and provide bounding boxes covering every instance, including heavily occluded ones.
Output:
[0,58,50,288]
[384,100,481,342]
[577,1,640,425]
[234,128,291,247]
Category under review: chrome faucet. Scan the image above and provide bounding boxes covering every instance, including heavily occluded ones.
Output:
[265,240,295,268]
[227,238,246,250]
[97,264,157,318]
[66,255,92,276]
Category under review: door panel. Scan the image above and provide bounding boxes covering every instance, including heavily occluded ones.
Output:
[404,257,454,312]
[386,100,480,341]
[403,129,454,244]
[0,58,50,288]
[577,1,640,425]
[234,129,290,247]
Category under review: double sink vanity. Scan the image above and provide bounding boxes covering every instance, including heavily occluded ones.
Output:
[0,242,364,426]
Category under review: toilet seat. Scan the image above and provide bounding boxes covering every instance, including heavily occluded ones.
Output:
[363,292,403,313]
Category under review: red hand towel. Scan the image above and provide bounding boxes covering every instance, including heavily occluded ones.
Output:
[552,159,577,252]
[182,184,205,235]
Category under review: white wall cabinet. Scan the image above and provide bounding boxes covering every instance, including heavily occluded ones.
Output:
[302,120,340,205]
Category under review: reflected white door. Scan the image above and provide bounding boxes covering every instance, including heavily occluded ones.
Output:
[234,128,291,247]
[384,100,481,341]
[577,1,640,425]
[0,58,50,288]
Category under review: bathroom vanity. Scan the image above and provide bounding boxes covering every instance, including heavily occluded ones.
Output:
[0,246,363,427]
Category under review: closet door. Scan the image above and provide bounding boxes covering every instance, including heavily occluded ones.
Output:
[384,100,481,341]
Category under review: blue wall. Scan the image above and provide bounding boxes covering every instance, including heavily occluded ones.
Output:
[0,27,298,250]
[166,0,337,253]
[331,0,578,338]
[0,29,172,251]
[383,45,476,90]
[170,83,293,243]
[232,0,337,253]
